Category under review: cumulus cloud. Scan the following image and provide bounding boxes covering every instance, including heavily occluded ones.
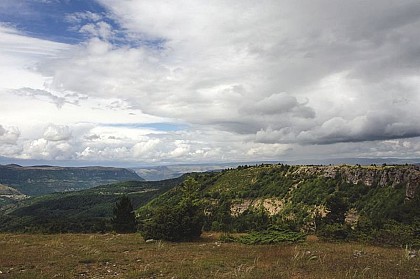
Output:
[38,1,420,142]
[0,125,20,145]
[43,125,72,141]
[1,0,420,163]
[132,139,160,158]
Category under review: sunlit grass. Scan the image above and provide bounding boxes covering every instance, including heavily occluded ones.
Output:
[0,233,418,278]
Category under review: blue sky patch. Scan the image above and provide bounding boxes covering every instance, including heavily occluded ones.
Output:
[0,0,167,49]
[1,0,118,44]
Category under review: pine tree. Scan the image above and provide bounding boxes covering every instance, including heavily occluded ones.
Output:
[112,195,137,233]
[140,177,204,241]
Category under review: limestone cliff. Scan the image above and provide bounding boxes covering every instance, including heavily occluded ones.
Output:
[294,165,419,200]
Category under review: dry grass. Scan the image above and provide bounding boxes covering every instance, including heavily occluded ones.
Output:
[0,232,419,278]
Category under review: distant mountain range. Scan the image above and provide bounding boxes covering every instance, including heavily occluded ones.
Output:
[0,164,143,196]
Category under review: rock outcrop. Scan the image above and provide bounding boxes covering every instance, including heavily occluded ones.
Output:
[295,165,420,200]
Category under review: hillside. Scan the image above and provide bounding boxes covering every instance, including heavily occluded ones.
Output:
[0,164,144,196]
[0,184,28,209]
[138,164,419,244]
[0,184,24,196]
[1,164,419,244]
[0,177,184,233]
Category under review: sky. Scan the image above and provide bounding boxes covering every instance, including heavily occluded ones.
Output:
[1,0,420,166]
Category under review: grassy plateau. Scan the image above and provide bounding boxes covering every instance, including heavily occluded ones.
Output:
[0,233,419,279]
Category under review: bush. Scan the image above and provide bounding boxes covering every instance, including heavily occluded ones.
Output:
[317,223,350,240]
[238,226,306,245]
[140,203,204,241]
[371,221,416,247]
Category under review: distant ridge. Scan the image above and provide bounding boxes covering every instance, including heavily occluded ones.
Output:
[0,164,144,196]
[134,158,420,181]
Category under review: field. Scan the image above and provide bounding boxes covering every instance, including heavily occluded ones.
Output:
[0,233,419,278]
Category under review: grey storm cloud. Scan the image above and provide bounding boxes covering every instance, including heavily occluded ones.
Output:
[75,0,420,146]
[241,93,315,118]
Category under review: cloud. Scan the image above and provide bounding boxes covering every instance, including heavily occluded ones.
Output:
[0,125,20,145]
[79,21,114,40]
[21,138,73,160]
[11,87,79,108]
[43,125,72,141]
[1,0,420,163]
[65,11,104,24]
[40,1,419,139]
[132,139,160,158]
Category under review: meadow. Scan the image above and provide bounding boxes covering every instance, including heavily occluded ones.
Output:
[0,233,418,278]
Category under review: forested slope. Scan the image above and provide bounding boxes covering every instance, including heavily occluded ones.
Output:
[0,177,184,233]
[138,164,419,245]
[0,164,144,196]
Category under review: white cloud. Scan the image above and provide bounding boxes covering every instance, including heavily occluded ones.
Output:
[43,125,72,141]
[132,139,161,158]
[65,11,103,24]
[1,1,420,164]
[79,22,114,40]
[0,125,20,145]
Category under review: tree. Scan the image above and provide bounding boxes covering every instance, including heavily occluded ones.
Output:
[325,194,348,224]
[316,194,350,239]
[112,195,137,233]
[140,177,204,241]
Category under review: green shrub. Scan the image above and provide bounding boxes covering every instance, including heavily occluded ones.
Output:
[219,233,236,243]
[317,223,351,240]
[238,227,305,245]
[140,203,204,241]
[371,221,416,247]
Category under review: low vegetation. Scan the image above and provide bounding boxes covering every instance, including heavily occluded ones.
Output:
[0,233,418,278]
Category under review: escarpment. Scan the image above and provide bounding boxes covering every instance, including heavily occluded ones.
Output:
[295,165,419,200]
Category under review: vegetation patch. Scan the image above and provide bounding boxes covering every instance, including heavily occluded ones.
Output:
[237,227,306,245]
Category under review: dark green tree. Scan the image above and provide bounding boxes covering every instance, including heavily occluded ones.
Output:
[140,177,204,241]
[325,194,348,224]
[112,195,137,233]
[316,194,350,240]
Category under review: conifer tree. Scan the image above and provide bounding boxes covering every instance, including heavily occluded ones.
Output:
[140,177,204,241]
[112,195,137,233]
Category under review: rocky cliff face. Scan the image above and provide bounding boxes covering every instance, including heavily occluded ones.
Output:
[295,165,420,200]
